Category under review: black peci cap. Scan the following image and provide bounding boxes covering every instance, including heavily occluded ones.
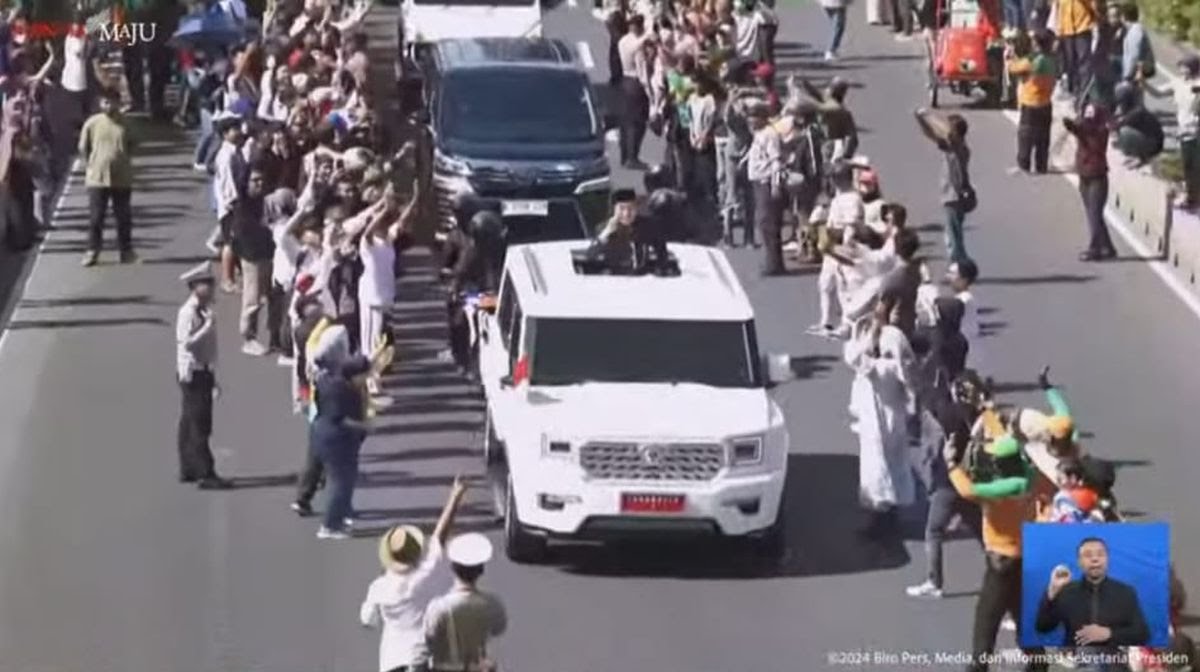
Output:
[611,188,637,205]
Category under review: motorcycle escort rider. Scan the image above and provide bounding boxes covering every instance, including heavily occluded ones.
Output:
[447,210,507,380]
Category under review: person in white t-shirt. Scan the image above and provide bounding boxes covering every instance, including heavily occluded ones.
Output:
[344,185,415,397]
[809,162,863,338]
[361,477,468,672]
[946,258,984,373]
[60,20,90,126]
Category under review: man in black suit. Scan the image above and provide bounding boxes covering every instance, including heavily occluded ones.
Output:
[1035,537,1151,671]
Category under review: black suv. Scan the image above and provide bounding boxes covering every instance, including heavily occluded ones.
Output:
[414,38,611,236]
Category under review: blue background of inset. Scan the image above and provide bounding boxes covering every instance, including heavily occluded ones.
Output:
[1020,522,1170,648]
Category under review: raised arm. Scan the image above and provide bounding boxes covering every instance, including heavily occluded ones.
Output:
[30,43,56,87]
[431,476,469,545]
[914,108,950,144]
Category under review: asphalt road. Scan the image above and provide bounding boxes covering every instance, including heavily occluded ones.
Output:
[0,3,1198,672]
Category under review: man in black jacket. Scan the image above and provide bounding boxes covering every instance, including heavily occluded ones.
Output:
[1036,537,1151,668]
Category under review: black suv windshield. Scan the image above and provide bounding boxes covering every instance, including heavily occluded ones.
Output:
[529,318,760,388]
[440,70,596,144]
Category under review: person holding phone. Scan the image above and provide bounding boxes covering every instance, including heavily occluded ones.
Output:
[1036,537,1151,665]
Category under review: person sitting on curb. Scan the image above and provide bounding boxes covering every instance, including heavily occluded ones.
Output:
[1111,81,1165,170]
[1142,55,1200,211]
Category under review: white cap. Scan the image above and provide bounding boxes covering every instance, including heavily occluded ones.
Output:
[446,533,493,567]
[180,262,215,285]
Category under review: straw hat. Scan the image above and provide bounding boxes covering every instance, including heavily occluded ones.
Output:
[377,524,427,572]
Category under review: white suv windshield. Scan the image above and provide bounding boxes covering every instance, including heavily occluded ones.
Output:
[528,318,761,388]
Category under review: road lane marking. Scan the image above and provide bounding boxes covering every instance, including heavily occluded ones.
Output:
[0,158,82,355]
[576,40,594,69]
[998,108,1200,325]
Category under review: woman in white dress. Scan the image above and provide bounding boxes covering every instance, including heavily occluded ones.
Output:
[844,302,917,537]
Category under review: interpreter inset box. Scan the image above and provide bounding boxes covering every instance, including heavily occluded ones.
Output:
[1020,522,1170,648]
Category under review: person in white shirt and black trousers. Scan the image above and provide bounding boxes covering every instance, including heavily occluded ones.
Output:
[175,263,233,490]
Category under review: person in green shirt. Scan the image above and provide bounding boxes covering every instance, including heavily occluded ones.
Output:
[79,88,138,267]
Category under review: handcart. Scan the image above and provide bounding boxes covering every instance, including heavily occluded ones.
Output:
[929,0,1006,108]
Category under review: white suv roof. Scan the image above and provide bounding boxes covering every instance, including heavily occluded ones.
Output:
[504,241,754,322]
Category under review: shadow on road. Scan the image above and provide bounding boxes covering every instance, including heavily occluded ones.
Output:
[975,274,1097,286]
[229,474,299,489]
[550,454,911,579]
[359,447,481,464]
[19,294,166,308]
[7,316,167,330]
[789,354,838,380]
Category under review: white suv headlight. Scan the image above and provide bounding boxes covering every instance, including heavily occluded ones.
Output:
[730,436,763,465]
[540,434,572,459]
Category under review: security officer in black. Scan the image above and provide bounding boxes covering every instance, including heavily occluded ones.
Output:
[447,210,506,378]
[643,164,694,244]
[439,192,483,279]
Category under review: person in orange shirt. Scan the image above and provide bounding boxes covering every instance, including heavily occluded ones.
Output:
[1007,30,1058,174]
[1056,0,1101,96]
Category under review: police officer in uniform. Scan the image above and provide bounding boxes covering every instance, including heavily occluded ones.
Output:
[175,263,233,490]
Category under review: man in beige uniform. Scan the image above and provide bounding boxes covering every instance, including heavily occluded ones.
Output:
[79,89,137,267]
[423,533,507,672]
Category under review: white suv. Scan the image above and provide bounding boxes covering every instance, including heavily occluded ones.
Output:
[477,241,791,563]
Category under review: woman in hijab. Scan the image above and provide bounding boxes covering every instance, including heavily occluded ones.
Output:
[310,350,371,540]
[0,94,39,251]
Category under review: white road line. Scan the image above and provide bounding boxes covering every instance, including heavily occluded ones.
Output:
[998,108,1200,324]
[577,40,595,69]
[567,0,578,8]
[0,158,83,355]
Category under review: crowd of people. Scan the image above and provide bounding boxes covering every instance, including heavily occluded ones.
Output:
[593,0,1198,669]
[3,0,1199,668]
[164,1,511,670]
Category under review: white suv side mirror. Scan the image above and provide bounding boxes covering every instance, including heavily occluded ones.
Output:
[761,353,794,387]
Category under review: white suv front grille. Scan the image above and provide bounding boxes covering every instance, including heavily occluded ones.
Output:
[579,442,726,481]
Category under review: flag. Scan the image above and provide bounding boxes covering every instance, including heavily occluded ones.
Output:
[512,356,530,386]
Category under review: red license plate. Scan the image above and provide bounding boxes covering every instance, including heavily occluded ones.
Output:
[621,493,686,513]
